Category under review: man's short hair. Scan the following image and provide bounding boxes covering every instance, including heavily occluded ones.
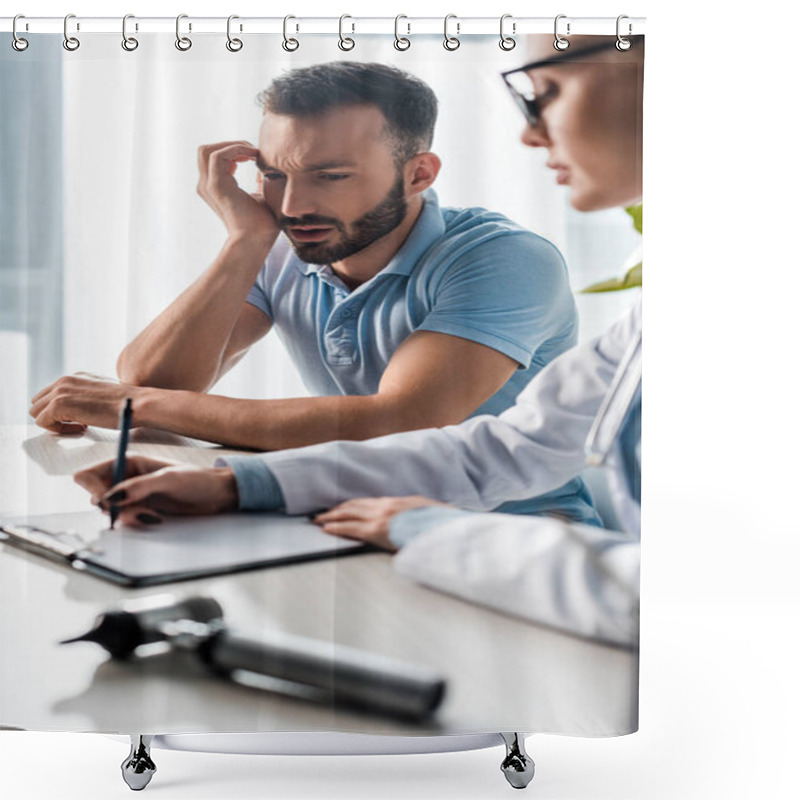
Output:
[258,62,438,164]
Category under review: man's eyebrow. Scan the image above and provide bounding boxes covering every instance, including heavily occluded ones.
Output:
[256,158,357,172]
[303,161,357,172]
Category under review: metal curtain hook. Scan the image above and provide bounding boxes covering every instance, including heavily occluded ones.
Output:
[443,14,460,51]
[554,14,570,51]
[226,15,243,51]
[122,14,139,51]
[616,15,632,51]
[63,13,80,51]
[394,14,410,51]
[282,15,299,51]
[12,14,29,51]
[499,14,516,51]
[338,14,355,51]
[176,13,192,51]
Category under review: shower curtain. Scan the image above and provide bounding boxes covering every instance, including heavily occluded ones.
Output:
[1,15,644,785]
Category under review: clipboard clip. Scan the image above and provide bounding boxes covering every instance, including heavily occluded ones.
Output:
[0,523,103,559]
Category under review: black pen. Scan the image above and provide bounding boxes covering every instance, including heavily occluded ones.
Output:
[109,398,133,529]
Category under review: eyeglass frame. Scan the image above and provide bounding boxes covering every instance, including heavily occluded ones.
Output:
[501,39,639,128]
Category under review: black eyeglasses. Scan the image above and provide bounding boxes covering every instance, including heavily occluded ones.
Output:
[501,40,635,128]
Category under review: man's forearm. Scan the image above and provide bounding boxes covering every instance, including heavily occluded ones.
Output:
[117,234,275,392]
[237,306,642,517]
[135,389,428,451]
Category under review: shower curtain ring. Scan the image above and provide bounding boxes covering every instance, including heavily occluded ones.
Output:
[63,13,80,51]
[282,15,299,51]
[338,15,355,51]
[226,15,243,51]
[443,14,460,51]
[394,15,411,51]
[553,14,570,51]
[176,14,192,51]
[121,14,139,51]
[499,14,516,51]
[12,15,29,51]
[616,15,632,51]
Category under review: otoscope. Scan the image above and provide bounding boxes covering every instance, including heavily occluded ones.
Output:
[61,595,446,720]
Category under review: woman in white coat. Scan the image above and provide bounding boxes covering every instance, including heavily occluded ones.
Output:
[76,35,645,648]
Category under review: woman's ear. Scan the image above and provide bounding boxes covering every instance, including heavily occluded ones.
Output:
[404,152,442,196]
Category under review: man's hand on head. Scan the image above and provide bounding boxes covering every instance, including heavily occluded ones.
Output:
[29,373,149,434]
[196,140,280,246]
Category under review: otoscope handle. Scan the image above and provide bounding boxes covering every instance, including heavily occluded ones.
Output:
[199,628,446,720]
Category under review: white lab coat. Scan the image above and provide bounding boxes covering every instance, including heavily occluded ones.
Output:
[392,512,639,647]
[258,300,642,646]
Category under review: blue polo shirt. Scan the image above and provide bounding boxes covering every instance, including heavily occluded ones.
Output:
[236,189,599,525]
[246,190,578,418]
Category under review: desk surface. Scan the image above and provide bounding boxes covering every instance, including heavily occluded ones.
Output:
[0,425,637,736]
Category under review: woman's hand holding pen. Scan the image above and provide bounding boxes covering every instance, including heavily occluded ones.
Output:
[74,453,447,542]
[196,140,279,246]
[74,455,239,527]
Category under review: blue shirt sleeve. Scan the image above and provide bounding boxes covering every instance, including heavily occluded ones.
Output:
[245,272,272,319]
[214,455,285,511]
[388,506,473,549]
[416,232,576,370]
[245,236,299,320]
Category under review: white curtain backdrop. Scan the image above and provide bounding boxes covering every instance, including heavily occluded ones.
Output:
[58,33,637,404]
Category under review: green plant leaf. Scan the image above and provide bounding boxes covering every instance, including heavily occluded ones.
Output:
[625,203,642,233]
[581,262,642,293]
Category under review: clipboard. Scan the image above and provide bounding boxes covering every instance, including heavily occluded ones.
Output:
[0,509,368,587]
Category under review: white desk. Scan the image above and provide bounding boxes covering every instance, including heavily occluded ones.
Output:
[0,425,637,736]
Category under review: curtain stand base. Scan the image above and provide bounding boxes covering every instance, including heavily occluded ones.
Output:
[121,735,156,791]
[119,731,534,790]
[500,732,536,789]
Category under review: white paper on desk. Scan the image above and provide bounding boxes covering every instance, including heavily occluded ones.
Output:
[0,510,366,586]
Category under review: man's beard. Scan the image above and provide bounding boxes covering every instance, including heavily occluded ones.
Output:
[281,174,408,265]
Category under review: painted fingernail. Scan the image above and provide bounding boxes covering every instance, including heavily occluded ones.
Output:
[107,490,127,503]
[137,513,162,525]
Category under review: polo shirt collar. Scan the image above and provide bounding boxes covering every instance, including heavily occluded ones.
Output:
[291,188,445,279]
[378,188,446,277]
